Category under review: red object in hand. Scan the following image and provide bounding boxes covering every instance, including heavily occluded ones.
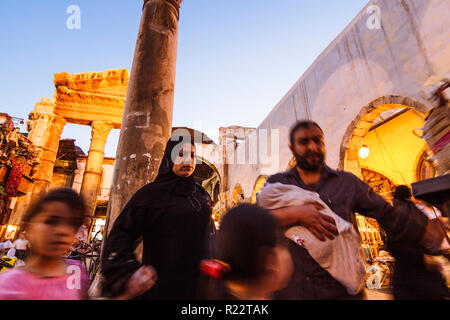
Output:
[200,259,231,280]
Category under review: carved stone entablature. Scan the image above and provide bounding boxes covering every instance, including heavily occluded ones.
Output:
[53,87,125,128]
[45,69,134,128]
[54,86,126,109]
[54,69,129,97]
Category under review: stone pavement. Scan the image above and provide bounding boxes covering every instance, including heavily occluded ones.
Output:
[364,288,393,300]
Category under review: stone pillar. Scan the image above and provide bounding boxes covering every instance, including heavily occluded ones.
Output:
[30,114,67,200]
[8,99,58,225]
[104,0,183,235]
[80,121,112,216]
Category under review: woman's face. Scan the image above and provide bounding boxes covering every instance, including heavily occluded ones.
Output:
[26,201,80,259]
[172,143,196,178]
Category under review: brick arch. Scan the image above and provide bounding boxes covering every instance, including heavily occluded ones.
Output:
[338,95,428,177]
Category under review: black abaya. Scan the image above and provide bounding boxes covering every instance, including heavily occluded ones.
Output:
[101,137,213,299]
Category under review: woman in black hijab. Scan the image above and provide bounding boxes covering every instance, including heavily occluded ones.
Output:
[101,135,214,300]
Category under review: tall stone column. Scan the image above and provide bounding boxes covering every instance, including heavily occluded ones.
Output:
[104,0,183,236]
[80,121,113,216]
[30,114,67,201]
[8,99,58,225]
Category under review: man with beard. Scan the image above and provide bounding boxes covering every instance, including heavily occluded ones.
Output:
[263,120,448,300]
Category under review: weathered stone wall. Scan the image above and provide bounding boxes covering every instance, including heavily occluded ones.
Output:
[227,0,450,200]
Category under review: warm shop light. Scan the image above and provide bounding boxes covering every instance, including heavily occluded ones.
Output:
[359,145,370,159]
[4,225,19,240]
[6,225,18,234]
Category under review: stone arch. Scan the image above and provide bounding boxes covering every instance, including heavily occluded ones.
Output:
[196,156,221,185]
[414,147,436,181]
[360,168,396,200]
[251,175,269,204]
[193,156,221,204]
[338,95,428,177]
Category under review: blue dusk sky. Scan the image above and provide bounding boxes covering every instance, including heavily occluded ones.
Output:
[0,0,368,157]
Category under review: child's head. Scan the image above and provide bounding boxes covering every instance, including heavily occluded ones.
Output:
[393,185,412,201]
[217,204,293,297]
[21,188,87,259]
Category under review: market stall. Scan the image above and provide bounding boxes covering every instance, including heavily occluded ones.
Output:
[0,114,40,241]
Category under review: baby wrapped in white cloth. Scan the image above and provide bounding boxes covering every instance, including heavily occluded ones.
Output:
[257,182,366,295]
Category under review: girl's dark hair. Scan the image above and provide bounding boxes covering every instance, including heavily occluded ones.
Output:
[393,185,412,201]
[217,204,277,282]
[21,188,87,228]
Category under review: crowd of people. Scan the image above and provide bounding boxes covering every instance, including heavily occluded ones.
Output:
[0,120,448,300]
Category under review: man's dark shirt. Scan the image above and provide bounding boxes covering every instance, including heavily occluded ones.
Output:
[265,165,428,300]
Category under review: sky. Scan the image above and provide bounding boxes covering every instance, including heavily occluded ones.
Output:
[0,0,368,157]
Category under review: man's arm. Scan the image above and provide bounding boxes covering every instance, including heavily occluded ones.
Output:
[101,206,156,298]
[351,174,445,251]
[270,204,338,241]
[262,174,338,241]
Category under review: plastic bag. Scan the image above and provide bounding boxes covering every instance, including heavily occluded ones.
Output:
[6,248,16,258]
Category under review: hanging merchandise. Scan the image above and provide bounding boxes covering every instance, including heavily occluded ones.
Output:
[362,245,371,262]
[5,160,24,197]
[356,214,385,264]
[417,78,450,175]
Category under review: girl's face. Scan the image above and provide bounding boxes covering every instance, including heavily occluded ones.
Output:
[262,245,293,294]
[26,201,80,259]
[172,143,196,178]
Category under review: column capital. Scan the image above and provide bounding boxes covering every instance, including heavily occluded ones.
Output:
[28,111,52,122]
[27,112,65,128]
[91,121,113,142]
[51,114,67,130]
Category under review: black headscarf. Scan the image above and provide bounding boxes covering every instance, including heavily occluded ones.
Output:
[101,136,212,297]
[121,135,207,212]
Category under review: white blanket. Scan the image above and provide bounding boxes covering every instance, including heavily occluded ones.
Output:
[257,182,366,295]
